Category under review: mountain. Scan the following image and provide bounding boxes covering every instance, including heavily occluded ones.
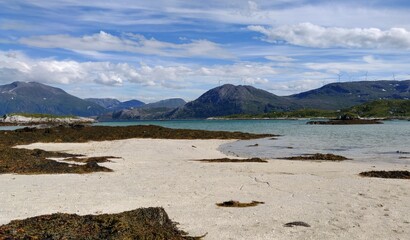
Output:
[0,82,106,116]
[105,98,186,121]
[288,80,410,110]
[165,84,300,119]
[85,98,145,110]
[84,98,122,109]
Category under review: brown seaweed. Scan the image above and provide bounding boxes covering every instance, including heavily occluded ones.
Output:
[0,147,112,175]
[307,119,382,125]
[216,200,264,207]
[359,170,410,179]
[284,221,311,227]
[280,153,350,161]
[196,158,267,163]
[0,207,200,239]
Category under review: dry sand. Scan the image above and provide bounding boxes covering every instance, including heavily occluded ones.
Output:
[1,138,409,239]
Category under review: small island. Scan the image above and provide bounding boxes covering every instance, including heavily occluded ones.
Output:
[306,113,383,125]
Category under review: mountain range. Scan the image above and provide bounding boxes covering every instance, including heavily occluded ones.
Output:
[165,80,409,119]
[0,80,409,119]
[100,98,187,120]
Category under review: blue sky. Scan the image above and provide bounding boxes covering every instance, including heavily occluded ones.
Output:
[1,0,410,102]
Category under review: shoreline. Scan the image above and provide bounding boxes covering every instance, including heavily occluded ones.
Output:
[1,138,409,239]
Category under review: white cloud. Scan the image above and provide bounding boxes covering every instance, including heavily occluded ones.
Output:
[248,23,410,49]
[0,51,154,86]
[19,31,233,59]
[243,77,269,84]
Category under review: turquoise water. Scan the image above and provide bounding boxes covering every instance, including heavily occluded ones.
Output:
[95,119,410,164]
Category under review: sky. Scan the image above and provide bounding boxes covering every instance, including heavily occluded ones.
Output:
[1,0,410,102]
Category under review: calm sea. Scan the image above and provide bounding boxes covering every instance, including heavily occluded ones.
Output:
[95,120,410,165]
[2,120,409,164]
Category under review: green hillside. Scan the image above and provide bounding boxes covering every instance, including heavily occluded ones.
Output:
[348,99,410,117]
[223,99,410,119]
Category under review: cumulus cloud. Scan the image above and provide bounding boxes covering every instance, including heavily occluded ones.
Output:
[19,31,233,59]
[243,77,269,84]
[0,51,154,86]
[248,23,410,49]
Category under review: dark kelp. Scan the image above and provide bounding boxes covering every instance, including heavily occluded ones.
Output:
[0,147,112,174]
[307,119,382,125]
[280,153,350,161]
[63,156,120,163]
[359,171,410,179]
[284,221,311,227]
[216,200,264,207]
[196,158,267,163]
[0,207,200,239]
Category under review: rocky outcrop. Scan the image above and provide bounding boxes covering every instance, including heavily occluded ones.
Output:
[0,114,95,125]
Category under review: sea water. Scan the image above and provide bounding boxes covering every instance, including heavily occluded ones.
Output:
[94,119,410,165]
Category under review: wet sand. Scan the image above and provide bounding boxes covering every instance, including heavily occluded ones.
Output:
[1,138,409,239]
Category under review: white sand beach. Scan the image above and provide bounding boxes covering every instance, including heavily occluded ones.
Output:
[1,138,409,239]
